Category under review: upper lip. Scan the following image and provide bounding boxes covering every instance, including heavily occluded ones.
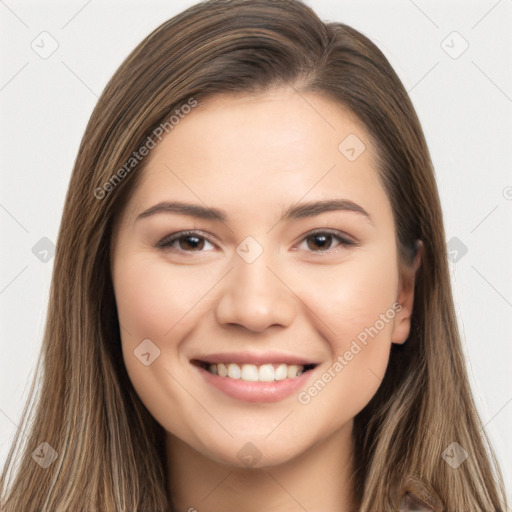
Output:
[191,351,319,366]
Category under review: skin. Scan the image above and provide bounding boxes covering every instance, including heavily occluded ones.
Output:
[111,87,421,512]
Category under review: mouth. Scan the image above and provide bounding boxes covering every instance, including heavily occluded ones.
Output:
[191,360,317,382]
[190,353,319,403]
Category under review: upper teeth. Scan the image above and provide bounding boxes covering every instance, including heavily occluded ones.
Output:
[208,363,304,382]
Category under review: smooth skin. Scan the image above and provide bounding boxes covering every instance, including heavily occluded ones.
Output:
[111,87,421,512]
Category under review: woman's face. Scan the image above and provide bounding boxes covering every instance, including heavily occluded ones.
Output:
[111,87,417,468]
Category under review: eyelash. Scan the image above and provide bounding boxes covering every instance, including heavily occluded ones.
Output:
[156,229,358,256]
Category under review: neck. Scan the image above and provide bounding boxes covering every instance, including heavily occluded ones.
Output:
[166,422,356,512]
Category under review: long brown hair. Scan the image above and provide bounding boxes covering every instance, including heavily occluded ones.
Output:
[1,1,508,510]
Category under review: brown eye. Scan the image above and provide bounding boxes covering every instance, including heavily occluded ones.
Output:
[306,233,335,251]
[177,235,205,251]
[299,230,356,254]
[157,231,216,252]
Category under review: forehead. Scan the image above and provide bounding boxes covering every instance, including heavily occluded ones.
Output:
[121,87,390,225]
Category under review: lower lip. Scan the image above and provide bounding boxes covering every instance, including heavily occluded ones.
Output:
[194,364,315,403]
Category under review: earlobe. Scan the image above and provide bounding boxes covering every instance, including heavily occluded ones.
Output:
[391,241,423,345]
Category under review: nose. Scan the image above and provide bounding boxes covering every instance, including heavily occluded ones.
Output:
[214,247,296,333]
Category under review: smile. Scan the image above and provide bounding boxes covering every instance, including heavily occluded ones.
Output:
[190,354,319,403]
[198,362,316,382]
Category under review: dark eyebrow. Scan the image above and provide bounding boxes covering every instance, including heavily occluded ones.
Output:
[281,199,373,225]
[136,199,373,225]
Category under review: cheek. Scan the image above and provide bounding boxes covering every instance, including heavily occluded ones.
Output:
[112,255,191,394]
[293,249,399,417]
[112,254,215,433]
[113,254,214,343]
[112,252,227,384]
[301,246,399,342]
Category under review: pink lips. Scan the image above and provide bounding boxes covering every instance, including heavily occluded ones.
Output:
[195,365,314,402]
[190,351,318,403]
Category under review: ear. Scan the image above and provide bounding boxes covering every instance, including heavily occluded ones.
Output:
[391,241,423,345]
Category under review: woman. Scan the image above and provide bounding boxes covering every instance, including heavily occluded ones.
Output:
[1,0,508,510]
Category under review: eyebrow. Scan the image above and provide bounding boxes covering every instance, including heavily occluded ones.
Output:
[136,199,374,225]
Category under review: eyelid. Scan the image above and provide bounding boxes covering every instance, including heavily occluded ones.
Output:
[295,228,356,246]
[156,228,358,254]
[156,229,218,250]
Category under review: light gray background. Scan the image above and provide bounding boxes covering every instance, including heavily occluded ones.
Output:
[1,0,511,501]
